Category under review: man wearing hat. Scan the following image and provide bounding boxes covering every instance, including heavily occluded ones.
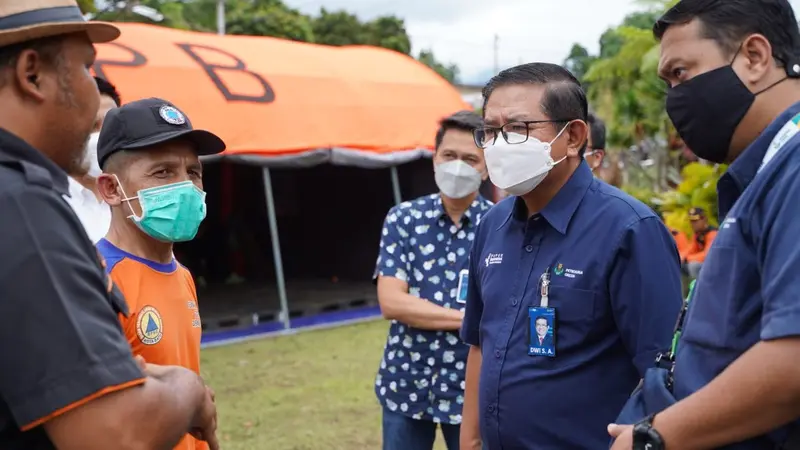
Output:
[0,2,218,449]
[95,97,225,450]
[681,207,717,279]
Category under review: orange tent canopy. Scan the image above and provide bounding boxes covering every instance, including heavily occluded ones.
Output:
[92,23,470,164]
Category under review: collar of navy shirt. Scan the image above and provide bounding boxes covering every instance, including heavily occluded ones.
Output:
[499,160,593,234]
[0,127,70,197]
[718,100,800,218]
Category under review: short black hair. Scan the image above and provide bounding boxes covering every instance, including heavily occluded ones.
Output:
[535,316,549,325]
[0,36,63,88]
[654,0,800,73]
[482,62,588,153]
[587,113,606,150]
[94,76,121,106]
[434,110,483,150]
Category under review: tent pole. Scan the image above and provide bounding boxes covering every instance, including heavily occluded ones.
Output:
[216,0,225,35]
[261,167,290,329]
[390,166,402,205]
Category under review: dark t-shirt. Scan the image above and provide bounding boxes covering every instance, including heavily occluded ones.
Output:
[0,128,144,449]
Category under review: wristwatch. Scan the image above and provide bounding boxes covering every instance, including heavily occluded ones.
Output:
[633,414,665,450]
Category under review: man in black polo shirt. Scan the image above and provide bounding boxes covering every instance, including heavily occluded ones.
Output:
[0,1,218,449]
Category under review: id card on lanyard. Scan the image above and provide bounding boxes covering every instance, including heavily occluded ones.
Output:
[528,267,556,357]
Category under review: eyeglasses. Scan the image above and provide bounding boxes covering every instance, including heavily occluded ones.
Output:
[473,120,570,149]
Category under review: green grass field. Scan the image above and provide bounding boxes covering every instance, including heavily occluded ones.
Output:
[201,320,449,450]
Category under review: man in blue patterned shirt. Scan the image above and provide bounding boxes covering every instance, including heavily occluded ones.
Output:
[373,110,493,450]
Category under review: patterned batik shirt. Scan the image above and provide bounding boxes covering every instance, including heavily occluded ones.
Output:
[373,193,493,424]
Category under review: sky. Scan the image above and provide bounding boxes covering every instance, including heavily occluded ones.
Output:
[284,0,800,85]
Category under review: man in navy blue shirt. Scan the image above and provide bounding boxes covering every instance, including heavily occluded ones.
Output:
[459,63,683,450]
[609,1,800,449]
[374,110,493,450]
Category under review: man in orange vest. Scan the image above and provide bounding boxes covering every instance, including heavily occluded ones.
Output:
[681,207,717,279]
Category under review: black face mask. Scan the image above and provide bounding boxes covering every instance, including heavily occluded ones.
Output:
[666,56,787,164]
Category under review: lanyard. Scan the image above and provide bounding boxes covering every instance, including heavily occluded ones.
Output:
[669,279,697,356]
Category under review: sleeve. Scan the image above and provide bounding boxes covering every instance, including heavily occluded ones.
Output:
[372,206,412,283]
[460,225,484,347]
[608,217,684,376]
[0,189,145,430]
[760,174,800,340]
[107,267,139,349]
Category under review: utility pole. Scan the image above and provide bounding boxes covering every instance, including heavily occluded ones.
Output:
[493,34,499,74]
[216,0,225,35]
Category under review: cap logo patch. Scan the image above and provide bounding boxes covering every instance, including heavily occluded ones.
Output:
[159,105,185,125]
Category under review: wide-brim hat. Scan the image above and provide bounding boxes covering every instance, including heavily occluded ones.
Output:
[0,0,119,48]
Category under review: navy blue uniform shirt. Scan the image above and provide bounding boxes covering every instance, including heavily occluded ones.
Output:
[672,103,800,449]
[374,193,493,424]
[462,162,683,449]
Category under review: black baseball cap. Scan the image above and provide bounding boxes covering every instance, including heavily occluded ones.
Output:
[97,97,226,168]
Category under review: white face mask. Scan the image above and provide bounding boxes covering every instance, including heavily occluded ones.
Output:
[83,132,102,177]
[484,124,569,196]
[434,159,483,199]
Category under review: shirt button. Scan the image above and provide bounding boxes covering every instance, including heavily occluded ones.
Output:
[494,350,501,358]
[511,298,517,306]
[488,405,496,413]
[525,245,534,252]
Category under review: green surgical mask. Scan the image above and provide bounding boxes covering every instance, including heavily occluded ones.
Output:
[116,176,207,242]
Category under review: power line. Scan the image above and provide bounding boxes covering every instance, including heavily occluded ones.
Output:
[493,34,499,75]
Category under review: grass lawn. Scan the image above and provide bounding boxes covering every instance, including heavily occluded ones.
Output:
[201,320,449,450]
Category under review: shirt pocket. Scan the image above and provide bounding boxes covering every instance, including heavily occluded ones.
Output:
[546,285,598,352]
[682,246,735,348]
[548,285,597,323]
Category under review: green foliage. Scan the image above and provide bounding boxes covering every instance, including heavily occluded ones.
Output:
[363,16,412,55]
[312,8,366,46]
[658,163,726,235]
[569,0,721,232]
[77,0,95,14]
[563,43,595,82]
[418,50,459,84]
[622,185,659,210]
[227,3,314,42]
[583,26,665,148]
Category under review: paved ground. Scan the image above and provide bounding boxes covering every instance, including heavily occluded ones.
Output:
[198,279,378,330]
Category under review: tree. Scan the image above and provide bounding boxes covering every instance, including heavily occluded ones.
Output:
[563,43,595,82]
[226,2,314,42]
[417,49,459,84]
[363,16,411,55]
[312,8,367,47]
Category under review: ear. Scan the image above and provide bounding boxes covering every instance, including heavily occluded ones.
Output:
[97,173,124,206]
[13,48,49,102]
[565,120,589,158]
[740,33,773,85]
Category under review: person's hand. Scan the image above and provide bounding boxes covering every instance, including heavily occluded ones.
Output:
[608,423,634,449]
[134,355,147,372]
[459,438,482,450]
[190,384,219,450]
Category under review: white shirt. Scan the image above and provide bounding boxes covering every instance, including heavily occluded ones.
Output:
[63,177,112,243]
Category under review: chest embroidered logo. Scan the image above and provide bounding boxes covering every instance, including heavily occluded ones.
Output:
[485,253,503,267]
[554,263,584,278]
[136,305,164,345]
